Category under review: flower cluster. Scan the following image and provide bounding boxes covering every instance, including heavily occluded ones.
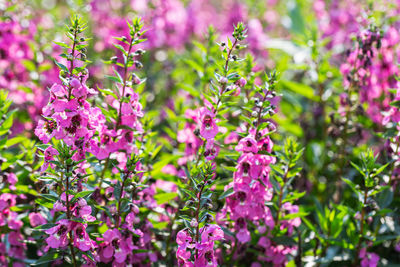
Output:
[359,247,379,267]
[341,25,400,125]
[0,10,58,133]
[31,16,157,267]
[0,180,26,267]
[224,128,276,244]
[313,0,363,50]
[4,1,400,267]
[89,0,268,56]
[176,224,224,266]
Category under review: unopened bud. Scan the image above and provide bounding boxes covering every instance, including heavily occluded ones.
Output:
[135,49,145,55]
[134,61,143,69]
[190,218,198,227]
[219,77,228,84]
[110,56,118,63]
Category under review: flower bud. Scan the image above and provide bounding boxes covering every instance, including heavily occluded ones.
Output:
[219,77,228,84]
[70,78,80,88]
[236,77,247,87]
[190,218,198,228]
[134,61,143,69]
[110,56,118,63]
[132,74,141,85]
[135,48,145,55]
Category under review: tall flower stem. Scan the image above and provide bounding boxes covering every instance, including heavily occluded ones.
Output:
[65,163,77,267]
[98,34,135,189]
[274,164,291,225]
[67,20,79,101]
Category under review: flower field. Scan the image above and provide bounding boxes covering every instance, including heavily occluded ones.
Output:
[1,0,400,266]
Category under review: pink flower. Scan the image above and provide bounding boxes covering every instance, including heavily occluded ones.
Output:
[194,245,218,267]
[45,219,71,249]
[50,83,67,97]
[41,146,59,172]
[359,248,379,267]
[236,136,258,154]
[73,198,96,222]
[177,247,193,267]
[204,140,220,161]
[236,227,251,243]
[73,224,92,251]
[201,224,224,243]
[176,229,194,250]
[199,107,218,140]
[102,229,128,263]
[35,119,57,144]
[6,173,17,185]
[236,77,247,87]
[29,212,46,227]
[235,153,263,181]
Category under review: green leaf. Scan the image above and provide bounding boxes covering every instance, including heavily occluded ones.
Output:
[33,223,57,231]
[114,181,122,201]
[98,87,118,99]
[350,161,365,177]
[390,100,400,108]
[54,41,70,49]
[54,60,68,73]
[72,190,94,201]
[154,192,178,205]
[105,75,122,84]
[31,251,60,265]
[283,211,309,220]
[377,187,393,208]
[342,178,358,194]
[281,80,318,101]
[113,44,127,55]
[218,187,234,200]
[21,60,36,72]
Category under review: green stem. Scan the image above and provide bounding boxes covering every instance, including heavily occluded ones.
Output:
[274,163,291,226]
[98,155,110,188]
[115,172,129,228]
[67,26,78,101]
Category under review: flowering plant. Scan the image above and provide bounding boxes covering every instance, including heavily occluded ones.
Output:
[2,1,400,266]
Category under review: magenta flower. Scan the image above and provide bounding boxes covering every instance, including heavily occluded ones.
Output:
[176,229,194,250]
[73,224,93,251]
[73,198,96,222]
[102,229,128,263]
[176,247,193,267]
[45,219,71,249]
[201,224,224,243]
[29,212,46,227]
[236,77,247,87]
[199,107,218,140]
[236,136,258,154]
[204,140,220,161]
[35,119,57,144]
[194,245,218,267]
[359,248,379,267]
[41,146,59,172]
[235,153,263,182]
